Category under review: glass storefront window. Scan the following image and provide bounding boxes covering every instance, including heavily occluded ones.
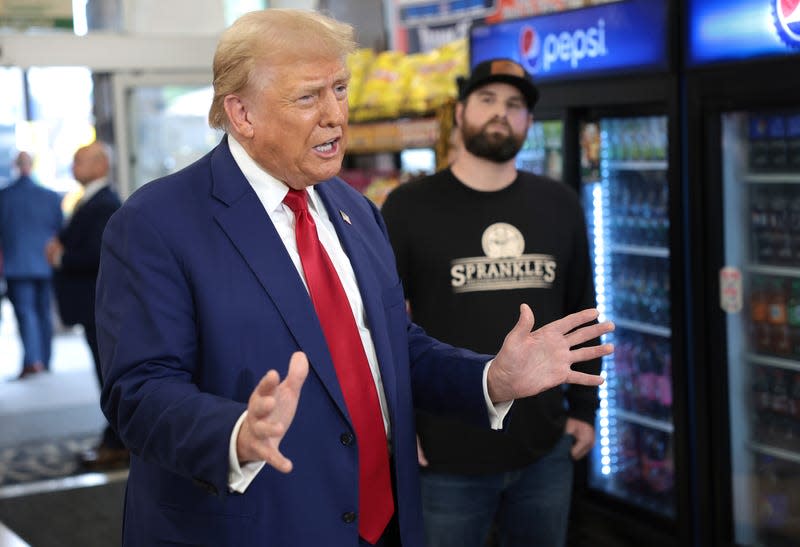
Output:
[128,85,222,192]
[25,67,95,194]
[0,67,25,187]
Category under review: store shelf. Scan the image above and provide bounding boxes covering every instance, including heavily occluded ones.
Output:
[744,172,800,184]
[746,264,800,278]
[750,442,800,464]
[615,409,674,433]
[614,318,671,338]
[610,244,670,258]
[746,353,800,372]
[604,160,668,171]
[347,116,440,153]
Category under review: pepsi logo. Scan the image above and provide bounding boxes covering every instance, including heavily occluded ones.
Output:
[773,0,800,48]
[519,25,541,73]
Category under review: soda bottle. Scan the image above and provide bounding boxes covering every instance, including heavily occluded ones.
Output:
[767,114,788,171]
[637,338,657,415]
[770,368,790,445]
[787,112,800,169]
[750,187,768,261]
[618,422,641,494]
[656,342,672,421]
[771,188,793,265]
[752,366,772,443]
[767,278,790,356]
[748,114,770,171]
[790,373,800,450]
[749,277,770,352]
[787,279,800,358]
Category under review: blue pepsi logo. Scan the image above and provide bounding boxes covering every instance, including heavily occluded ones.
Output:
[519,25,541,74]
[519,19,608,74]
[774,0,800,48]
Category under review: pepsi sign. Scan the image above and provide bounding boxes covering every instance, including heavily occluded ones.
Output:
[774,0,800,48]
[470,0,668,82]
[687,0,800,65]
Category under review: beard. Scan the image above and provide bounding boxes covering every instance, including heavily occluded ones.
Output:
[460,117,526,163]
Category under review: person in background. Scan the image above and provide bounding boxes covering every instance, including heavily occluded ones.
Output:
[0,151,63,379]
[95,10,613,547]
[381,58,601,547]
[46,141,126,470]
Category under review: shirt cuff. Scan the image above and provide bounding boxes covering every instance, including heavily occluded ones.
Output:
[228,410,266,493]
[483,359,513,430]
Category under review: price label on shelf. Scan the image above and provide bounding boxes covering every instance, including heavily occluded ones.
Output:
[719,266,742,314]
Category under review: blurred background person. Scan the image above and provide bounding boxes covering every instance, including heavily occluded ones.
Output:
[0,151,63,379]
[46,141,126,470]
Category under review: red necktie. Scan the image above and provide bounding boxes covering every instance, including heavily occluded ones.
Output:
[283,188,394,543]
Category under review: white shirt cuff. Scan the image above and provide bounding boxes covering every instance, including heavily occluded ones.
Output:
[483,359,513,429]
[228,410,265,493]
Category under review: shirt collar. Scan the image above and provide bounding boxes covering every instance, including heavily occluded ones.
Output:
[226,135,324,216]
[80,177,108,203]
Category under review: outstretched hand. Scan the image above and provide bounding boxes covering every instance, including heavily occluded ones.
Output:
[487,304,613,403]
[236,352,309,473]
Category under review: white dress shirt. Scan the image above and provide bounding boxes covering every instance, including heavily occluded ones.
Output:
[225,136,510,491]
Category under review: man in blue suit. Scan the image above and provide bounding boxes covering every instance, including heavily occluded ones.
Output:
[96,9,614,547]
[46,141,127,470]
[0,151,63,379]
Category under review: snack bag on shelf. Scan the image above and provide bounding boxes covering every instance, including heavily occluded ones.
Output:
[353,50,407,121]
[404,38,468,115]
[346,48,376,114]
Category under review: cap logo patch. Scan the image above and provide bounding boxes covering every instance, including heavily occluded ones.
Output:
[489,60,526,78]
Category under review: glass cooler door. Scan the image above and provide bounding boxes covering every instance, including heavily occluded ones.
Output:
[721,109,800,547]
[581,115,676,518]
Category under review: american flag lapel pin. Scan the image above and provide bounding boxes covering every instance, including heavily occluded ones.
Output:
[340,210,351,225]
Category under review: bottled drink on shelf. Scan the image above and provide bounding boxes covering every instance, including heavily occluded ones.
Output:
[787,112,800,169]
[616,421,642,495]
[788,279,800,358]
[749,277,770,353]
[754,454,800,542]
[769,368,791,445]
[655,340,672,421]
[767,278,791,357]
[640,429,674,507]
[767,114,789,171]
[749,114,771,171]
[752,365,773,444]
[770,188,793,265]
[751,187,772,263]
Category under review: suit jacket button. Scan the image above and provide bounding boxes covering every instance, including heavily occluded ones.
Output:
[340,432,354,446]
[342,511,357,524]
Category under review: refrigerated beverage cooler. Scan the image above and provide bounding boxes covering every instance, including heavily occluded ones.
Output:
[582,114,675,519]
[686,0,800,545]
[470,1,689,545]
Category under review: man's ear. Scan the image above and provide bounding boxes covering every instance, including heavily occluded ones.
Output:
[454,101,465,129]
[223,94,254,138]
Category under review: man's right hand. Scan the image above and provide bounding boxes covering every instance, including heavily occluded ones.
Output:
[236,351,309,473]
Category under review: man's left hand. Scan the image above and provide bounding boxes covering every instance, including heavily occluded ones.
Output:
[487,304,613,403]
[565,418,595,460]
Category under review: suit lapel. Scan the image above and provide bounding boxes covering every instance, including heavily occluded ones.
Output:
[209,141,350,421]
[316,184,398,421]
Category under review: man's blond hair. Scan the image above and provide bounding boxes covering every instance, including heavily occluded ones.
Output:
[208,9,356,131]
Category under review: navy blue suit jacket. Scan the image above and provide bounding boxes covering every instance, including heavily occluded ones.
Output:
[0,176,62,279]
[54,186,121,326]
[96,138,492,547]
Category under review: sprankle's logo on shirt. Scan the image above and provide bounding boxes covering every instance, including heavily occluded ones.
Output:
[450,222,557,293]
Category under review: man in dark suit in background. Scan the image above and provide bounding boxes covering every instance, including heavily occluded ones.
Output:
[0,151,63,379]
[46,141,126,470]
